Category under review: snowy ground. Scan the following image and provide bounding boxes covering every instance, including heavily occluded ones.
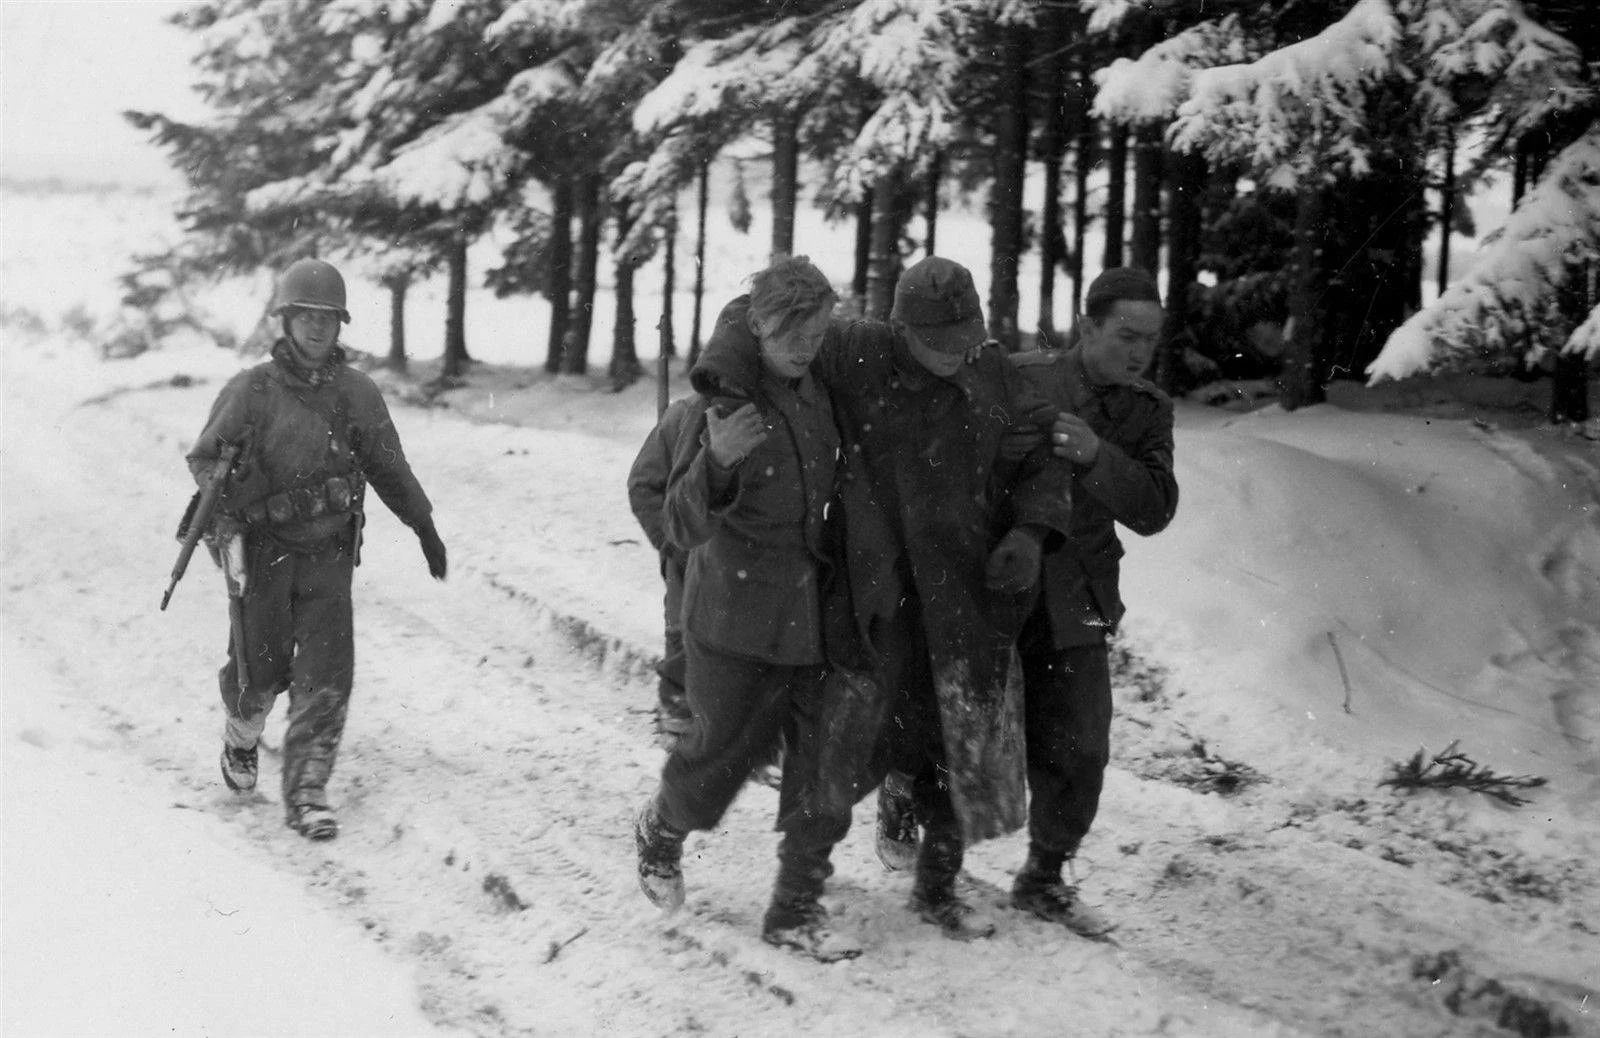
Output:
[3,183,1598,1038]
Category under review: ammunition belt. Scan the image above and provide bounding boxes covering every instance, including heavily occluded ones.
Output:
[241,475,360,526]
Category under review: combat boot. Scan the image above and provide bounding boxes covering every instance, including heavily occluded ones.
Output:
[873,772,917,872]
[1011,850,1115,938]
[220,743,258,793]
[634,801,686,911]
[762,894,863,962]
[909,884,997,941]
[287,802,338,841]
[909,825,995,941]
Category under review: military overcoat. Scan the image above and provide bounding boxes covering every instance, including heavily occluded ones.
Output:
[814,322,1074,843]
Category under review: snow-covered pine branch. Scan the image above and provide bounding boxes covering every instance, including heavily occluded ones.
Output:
[1167,0,1404,186]
[1082,0,1144,35]
[805,1,972,207]
[1370,124,1600,379]
[1093,15,1253,125]
[371,108,522,210]
[632,20,809,136]
[1568,302,1600,361]
[1419,0,1588,137]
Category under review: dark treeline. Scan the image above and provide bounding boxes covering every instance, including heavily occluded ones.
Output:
[126,0,1595,418]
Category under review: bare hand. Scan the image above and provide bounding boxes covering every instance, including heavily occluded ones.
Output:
[706,403,768,468]
[1052,412,1101,465]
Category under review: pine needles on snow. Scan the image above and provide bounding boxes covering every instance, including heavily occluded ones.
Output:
[1381,741,1547,806]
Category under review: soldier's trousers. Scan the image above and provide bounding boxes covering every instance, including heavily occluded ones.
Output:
[1019,641,1113,858]
[654,633,844,897]
[218,537,355,812]
[875,591,965,892]
[657,555,687,717]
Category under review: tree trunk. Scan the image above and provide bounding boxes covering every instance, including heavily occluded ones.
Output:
[866,170,904,320]
[924,151,943,257]
[1037,5,1069,345]
[441,236,469,379]
[1130,122,1163,275]
[1103,125,1128,271]
[1438,133,1454,297]
[852,194,873,309]
[690,162,709,366]
[1069,63,1093,322]
[386,277,407,372]
[609,202,641,388]
[545,176,574,373]
[1551,260,1592,423]
[772,112,799,259]
[988,23,1029,350]
[1282,186,1329,410]
[661,198,677,359]
[1550,353,1590,423]
[1159,150,1205,391]
[564,173,602,375]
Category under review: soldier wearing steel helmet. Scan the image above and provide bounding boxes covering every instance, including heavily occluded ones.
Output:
[185,258,446,840]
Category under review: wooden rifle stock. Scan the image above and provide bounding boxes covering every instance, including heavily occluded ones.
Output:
[160,443,239,610]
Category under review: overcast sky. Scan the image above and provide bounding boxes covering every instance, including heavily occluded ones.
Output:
[1,0,201,185]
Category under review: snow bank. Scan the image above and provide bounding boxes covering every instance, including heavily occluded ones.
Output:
[1122,403,1600,814]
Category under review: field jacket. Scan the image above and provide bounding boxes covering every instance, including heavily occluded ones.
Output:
[1010,347,1178,649]
[187,341,433,553]
[663,297,840,666]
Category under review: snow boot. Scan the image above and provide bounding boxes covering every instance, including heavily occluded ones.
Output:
[634,802,686,911]
[287,803,338,841]
[762,896,862,963]
[220,743,258,793]
[1011,852,1115,938]
[874,772,917,872]
[909,826,995,941]
[908,884,997,941]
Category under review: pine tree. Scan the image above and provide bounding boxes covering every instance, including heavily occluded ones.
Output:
[123,0,361,340]
[1097,0,1592,411]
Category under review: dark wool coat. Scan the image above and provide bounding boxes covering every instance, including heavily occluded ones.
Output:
[663,297,840,666]
[814,322,1075,843]
[627,395,696,556]
[187,342,433,551]
[1010,347,1179,648]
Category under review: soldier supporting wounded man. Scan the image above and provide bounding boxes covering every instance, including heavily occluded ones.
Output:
[814,256,1076,941]
[184,258,447,840]
[876,266,1179,938]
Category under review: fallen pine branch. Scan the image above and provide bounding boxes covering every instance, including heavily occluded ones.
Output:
[1380,740,1547,806]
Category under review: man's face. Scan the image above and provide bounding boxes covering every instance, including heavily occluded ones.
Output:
[902,325,966,379]
[754,306,832,379]
[1080,300,1163,386]
[285,307,341,364]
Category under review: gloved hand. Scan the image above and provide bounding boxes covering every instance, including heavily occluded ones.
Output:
[416,519,448,580]
[984,527,1042,594]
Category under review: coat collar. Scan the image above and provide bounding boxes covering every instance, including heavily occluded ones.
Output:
[271,338,345,388]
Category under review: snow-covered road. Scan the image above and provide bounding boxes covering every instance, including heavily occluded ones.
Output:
[3,336,1596,1038]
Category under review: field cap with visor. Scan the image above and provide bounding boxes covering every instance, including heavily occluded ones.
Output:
[891,256,986,355]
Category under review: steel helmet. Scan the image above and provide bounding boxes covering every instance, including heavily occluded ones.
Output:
[272,258,350,323]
